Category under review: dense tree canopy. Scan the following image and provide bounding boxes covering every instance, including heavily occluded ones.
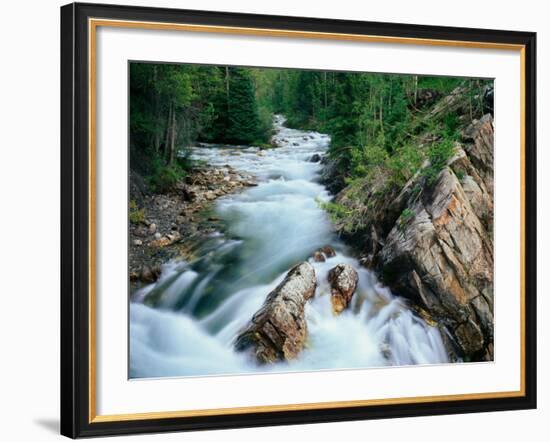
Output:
[130,61,492,192]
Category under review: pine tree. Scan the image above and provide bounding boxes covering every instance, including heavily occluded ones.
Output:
[225,68,262,145]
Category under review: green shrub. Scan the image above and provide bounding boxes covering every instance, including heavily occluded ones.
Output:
[386,144,423,188]
[319,200,349,222]
[418,77,462,94]
[129,200,145,224]
[318,198,366,234]
[398,207,415,231]
[422,138,456,185]
[442,112,461,139]
[349,144,388,178]
[410,183,422,199]
[149,164,187,193]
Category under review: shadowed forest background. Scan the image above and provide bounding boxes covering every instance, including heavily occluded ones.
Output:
[130,63,491,195]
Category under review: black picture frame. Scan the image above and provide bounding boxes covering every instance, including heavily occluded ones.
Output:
[60,2,537,438]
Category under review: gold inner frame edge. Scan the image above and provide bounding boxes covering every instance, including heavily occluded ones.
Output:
[87,18,527,424]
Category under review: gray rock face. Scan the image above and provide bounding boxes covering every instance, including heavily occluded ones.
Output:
[379,115,494,360]
[380,168,493,355]
[328,264,359,314]
[320,157,347,193]
[234,262,317,364]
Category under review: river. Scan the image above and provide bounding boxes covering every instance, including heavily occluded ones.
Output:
[129,115,448,378]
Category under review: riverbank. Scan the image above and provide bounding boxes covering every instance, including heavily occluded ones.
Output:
[319,90,495,362]
[129,164,257,290]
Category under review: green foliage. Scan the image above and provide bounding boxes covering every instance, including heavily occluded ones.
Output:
[225,68,265,144]
[318,200,361,234]
[417,76,462,93]
[318,200,349,221]
[410,182,423,199]
[398,207,415,231]
[148,162,187,193]
[349,144,388,177]
[386,144,423,188]
[422,138,456,185]
[130,61,493,213]
[257,143,275,150]
[129,200,145,224]
[442,112,461,139]
[130,63,271,188]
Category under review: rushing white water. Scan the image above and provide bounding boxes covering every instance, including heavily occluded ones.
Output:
[130,115,448,378]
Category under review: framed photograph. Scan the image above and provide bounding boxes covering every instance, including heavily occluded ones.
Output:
[60,2,537,438]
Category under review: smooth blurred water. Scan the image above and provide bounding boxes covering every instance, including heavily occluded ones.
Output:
[129,115,448,379]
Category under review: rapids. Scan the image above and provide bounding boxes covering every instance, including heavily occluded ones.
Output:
[129,115,448,378]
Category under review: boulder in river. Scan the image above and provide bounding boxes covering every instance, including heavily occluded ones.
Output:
[311,245,336,262]
[140,265,161,283]
[328,264,359,314]
[319,245,337,258]
[309,153,321,163]
[234,262,317,364]
[311,251,326,262]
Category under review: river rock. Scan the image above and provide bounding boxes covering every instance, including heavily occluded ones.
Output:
[134,225,148,237]
[309,153,321,163]
[140,265,160,283]
[320,156,347,193]
[148,223,157,234]
[328,264,359,314]
[310,246,336,263]
[182,186,197,201]
[311,251,326,262]
[234,262,317,363]
[319,245,337,258]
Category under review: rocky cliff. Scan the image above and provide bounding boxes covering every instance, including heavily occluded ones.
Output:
[325,110,494,362]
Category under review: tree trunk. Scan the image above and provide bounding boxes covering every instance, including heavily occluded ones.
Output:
[323,71,328,110]
[154,132,161,154]
[379,94,384,133]
[164,102,172,162]
[388,78,393,114]
[225,66,230,113]
[169,104,177,165]
[153,66,161,153]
